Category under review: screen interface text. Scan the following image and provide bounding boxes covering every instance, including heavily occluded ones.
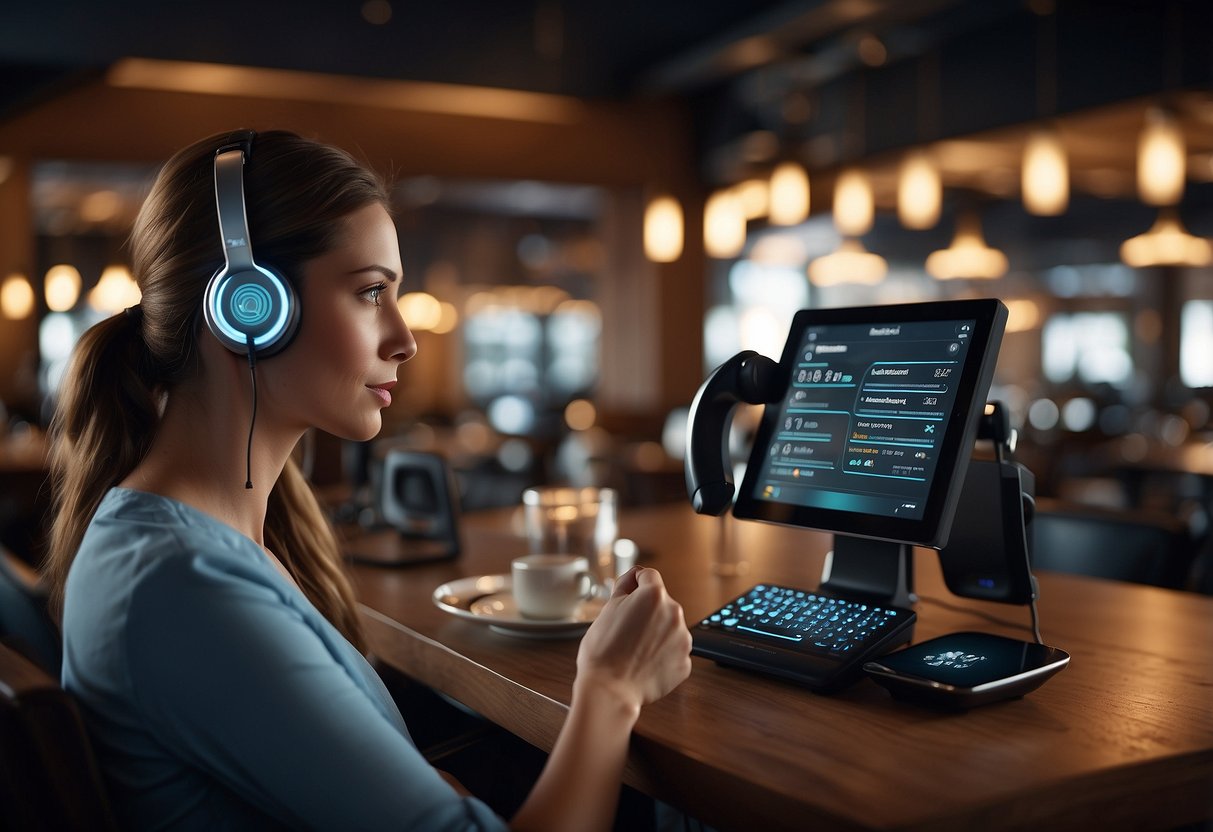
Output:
[754,319,975,520]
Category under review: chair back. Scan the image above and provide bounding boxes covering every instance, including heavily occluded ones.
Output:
[0,548,62,675]
[0,641,118,831]
[1032,498,1196,589]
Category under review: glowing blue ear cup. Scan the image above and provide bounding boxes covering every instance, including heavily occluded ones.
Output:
[205,134,300,357]
[203,264,300,357]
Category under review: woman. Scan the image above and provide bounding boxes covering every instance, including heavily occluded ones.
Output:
[44,129,693,831]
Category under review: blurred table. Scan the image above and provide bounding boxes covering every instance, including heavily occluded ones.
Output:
[350,503,1213,831]
[0,430,50,564]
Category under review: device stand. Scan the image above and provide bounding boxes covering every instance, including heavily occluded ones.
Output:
[820,535,917,608]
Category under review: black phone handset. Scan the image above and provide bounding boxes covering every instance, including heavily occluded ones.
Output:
[684,350,783,516]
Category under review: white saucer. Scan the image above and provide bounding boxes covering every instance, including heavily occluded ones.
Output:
[432,574,606,639]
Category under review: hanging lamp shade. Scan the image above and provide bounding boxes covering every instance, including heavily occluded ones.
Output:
[704,189,747,259]
[897,150,941,229]
[1022,128,1069,216]
[1137,107,1185,206]
[807,238,887,286]
[1120,208,1212,268]
[734,178,770,220]
[768,162,810,225]
[926,213,1008,280]
[1,273,35,319]
[834,169,874,236]
[44,264,82,312]
[87,265,141,315]
[643,194,683,262]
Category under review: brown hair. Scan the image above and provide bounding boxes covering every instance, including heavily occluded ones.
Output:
[45,130,390,651]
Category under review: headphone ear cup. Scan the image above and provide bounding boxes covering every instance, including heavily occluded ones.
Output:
[203,264,300,357]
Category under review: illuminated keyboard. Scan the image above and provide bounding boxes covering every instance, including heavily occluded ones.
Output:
[693,584,916,693]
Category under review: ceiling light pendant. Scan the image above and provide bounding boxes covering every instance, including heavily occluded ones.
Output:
[1137,107,1186,206]
[833,169,874,236]
[87,265,141,315]
[733,178,770,220]
[704,189,747,259]
[643,194,683,263]
[1,273,35,320]
[926,213,1008,280]
[1022,127,1069,215]
[1120,208,1212,268]
[807,238,887,286]
[768,162,810,225]
[44,264,82,312]
[897,150,941,229]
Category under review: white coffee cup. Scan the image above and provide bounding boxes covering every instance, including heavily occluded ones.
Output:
[511,554,596,620]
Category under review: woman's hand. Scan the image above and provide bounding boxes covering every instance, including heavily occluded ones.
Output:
[573,566,693,713]
[510,566,692,832]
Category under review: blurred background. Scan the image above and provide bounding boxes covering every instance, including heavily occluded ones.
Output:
[1,0,1211,582]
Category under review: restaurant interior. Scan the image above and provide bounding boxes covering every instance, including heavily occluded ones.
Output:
[3,0,1211,586]
[1,1,1212,828]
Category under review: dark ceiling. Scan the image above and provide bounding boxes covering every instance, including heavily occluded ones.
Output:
[4,1,1209,169]
[0,0,806,106]
[4,0,1213,245]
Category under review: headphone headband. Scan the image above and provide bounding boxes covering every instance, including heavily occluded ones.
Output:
[205,129,300,358]
[213,130,258,274]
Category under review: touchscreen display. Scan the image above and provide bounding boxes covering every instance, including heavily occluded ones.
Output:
[749,317,976,521]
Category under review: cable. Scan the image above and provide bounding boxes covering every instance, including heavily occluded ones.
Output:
[245,337,257,489]
[917,594,1039,635]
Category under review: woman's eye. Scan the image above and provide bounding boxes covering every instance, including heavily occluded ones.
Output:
[363,284,386,306]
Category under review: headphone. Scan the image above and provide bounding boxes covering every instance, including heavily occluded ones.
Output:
[204,130,300,357]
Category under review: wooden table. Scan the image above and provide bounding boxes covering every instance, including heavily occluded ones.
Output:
[349,503,1213,831]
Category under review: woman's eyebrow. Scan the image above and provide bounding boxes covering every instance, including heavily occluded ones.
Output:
[348,265,400,282]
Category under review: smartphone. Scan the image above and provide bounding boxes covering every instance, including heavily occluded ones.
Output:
[863,631,1069,709]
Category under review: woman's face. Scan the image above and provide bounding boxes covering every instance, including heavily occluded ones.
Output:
[260,202,416,441]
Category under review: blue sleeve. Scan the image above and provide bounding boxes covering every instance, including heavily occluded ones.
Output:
[124,550,509,832]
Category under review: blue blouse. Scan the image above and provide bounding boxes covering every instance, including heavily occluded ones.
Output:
[62,487,507,831]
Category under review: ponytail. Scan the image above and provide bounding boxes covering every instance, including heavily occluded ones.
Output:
[45,309,160,616]
[267,460,366,652]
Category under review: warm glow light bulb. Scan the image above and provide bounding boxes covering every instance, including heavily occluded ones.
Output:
[44,264,82,312]
[1,273,35,319]
[397,291,443,331]
[1120,209,1213,268]
[87,264,141,314]
[1004,299,1042,333]
[768,162,809,225]
[704,189,746,259]
[897,151,941,229]
[734,178,770,220]
[1138,107,1185,206]
[807,239,887,286]
[1022,129,1069,216]
[643,195,683,262]
[926,214,1008,280]
[564,399,597,431]
[833,169,873,236]
[431,301,459,334]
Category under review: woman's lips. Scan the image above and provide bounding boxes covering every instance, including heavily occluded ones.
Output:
[367,380,396,406]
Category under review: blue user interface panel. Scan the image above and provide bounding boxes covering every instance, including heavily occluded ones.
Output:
[751,317,976,521]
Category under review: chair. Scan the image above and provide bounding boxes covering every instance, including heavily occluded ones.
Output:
[1031,498,1198,590]
[0,641,119,831]
[0,547,62,675]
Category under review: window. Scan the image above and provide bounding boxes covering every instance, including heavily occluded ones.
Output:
[1181,300,1213,388]
[1042,311,1132,386]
